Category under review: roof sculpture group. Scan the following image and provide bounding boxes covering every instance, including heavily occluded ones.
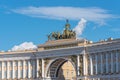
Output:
[47,20,76,41]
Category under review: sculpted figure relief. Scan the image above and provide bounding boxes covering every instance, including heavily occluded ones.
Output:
[48,20,76,40]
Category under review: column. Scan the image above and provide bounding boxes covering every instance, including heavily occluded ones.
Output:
[36,59,39,78]
[101,54,103,74]
[18,61,21,79]
[116,51,119,73]
[111,52,113,73]
[12,61,15,79]
[23,60,26,78]
[83,54,88,75]
[90,55,93,75]
[95,54,98,74]
[42,59,44,79]
[7,61,10,79]
[4,62,7,79]
[77,55,80,76]
[28,60,32,78]
[2,61,5,79]
[106,53,108,73]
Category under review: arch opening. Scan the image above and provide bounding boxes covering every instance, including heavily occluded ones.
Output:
[46,58,76,80]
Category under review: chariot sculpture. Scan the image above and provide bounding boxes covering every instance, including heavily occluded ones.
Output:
[48,20,76,41]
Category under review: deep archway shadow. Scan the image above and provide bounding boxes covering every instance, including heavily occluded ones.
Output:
[56,61,66,80]
[46,58,76,80]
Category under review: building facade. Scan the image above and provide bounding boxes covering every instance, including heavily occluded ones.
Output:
[0,38,120,80]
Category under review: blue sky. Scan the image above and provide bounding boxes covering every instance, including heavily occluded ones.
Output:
[0,0,120,51]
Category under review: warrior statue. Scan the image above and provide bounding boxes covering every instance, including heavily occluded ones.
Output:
[65,19,70,30]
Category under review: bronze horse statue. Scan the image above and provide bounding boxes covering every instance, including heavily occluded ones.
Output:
[47,20,76,41]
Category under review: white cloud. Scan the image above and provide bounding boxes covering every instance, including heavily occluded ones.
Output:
[11,42,37,51]
[73,18,87,38]
[12,6,116,23]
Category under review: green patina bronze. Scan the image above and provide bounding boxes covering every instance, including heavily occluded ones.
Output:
[48,20,76,41]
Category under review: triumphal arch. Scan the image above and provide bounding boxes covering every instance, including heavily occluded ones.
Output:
[0,20,120,80]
